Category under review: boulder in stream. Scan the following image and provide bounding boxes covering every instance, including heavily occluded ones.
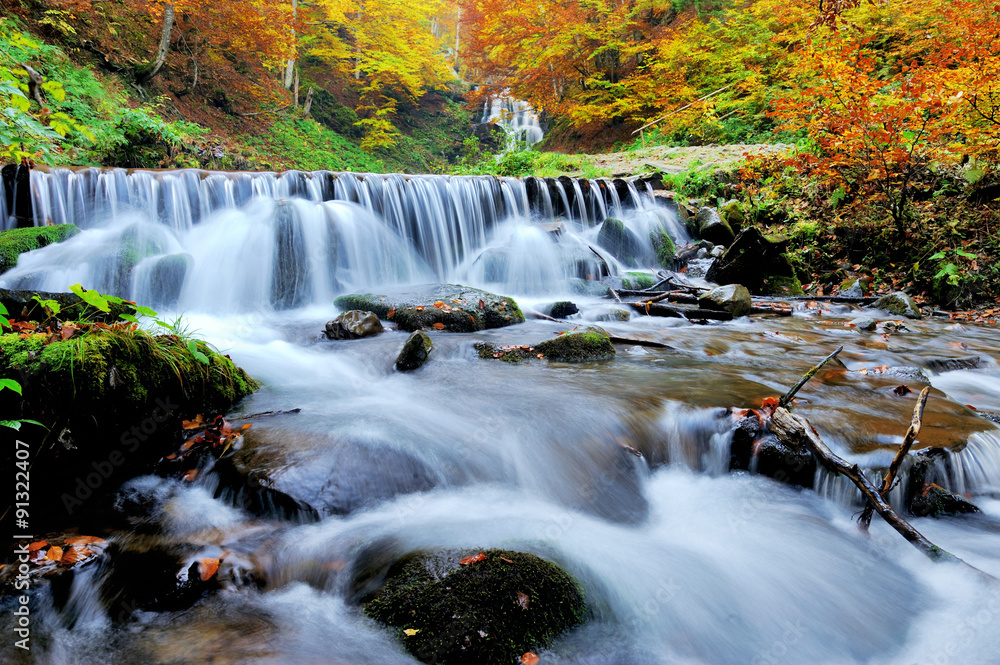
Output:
[871,291,923,319]
[0,224,80,274]
[325,310,384,340]
[546,301,579,319]
[694,207,735,245]
[335,285,524,333]
[699,284,752,318]
[705,227,802,296]
[597,217,645,265]
[396,330,434,371]
[363,549,586,665]
[535,326,616,362]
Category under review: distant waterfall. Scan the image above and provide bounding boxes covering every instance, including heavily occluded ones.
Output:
[2,167,688,311]
[482,96,545,146]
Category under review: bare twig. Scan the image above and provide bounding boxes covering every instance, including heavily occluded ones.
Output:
[779,345,844,408]
[858,387,931,529]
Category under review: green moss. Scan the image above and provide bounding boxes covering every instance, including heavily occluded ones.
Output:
[535,327,616,362]
[761,275,805,296]
[622,272,655,290]
[0,225,80,273]
[650,231,676,268]
[0,329,258,434]
[364,549,586,665]
[334,286,525,332]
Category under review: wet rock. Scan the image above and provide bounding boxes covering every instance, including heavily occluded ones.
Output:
[362,549,586,665]
[143,253,192,307]
[694,207,735,245]
[547,301,579,319]
[325,310,384,340]
[852,317,878,332]
[922,356,981,372]
[705,228,801,296]
[710,246,725,258]
[474,342,536,362]
[728,413,760,471]
[910,485,980,518]
[396,331,434,371]
[334,285,524,333]
[699,284,752,317]
[839,278,868,298]
[595,308,631,322]
[756,435,817,489]
[101,546,222,614]
[0,224,80,274]
[535,326,616,362]
[597,217,645,265]
[872,292,922,319]
[721,200,745,232]
[650,229,676,268]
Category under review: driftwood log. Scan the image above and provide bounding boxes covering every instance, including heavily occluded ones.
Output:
[858,387,931,529]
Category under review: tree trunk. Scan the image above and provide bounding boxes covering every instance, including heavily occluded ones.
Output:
[283,0,298,90]
[140,1,175,84]
[303,86,314,116]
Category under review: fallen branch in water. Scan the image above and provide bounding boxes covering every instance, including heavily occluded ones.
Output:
[524,309,563,322]
[608,286,623,303]
[769,407,965,564]
[859,386,931,529]
[607,335,675,349]
[779,345,844,408]
[627,301,732,322]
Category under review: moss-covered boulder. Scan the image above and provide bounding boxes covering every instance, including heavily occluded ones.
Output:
[694,207,735,245]
[721,200,745,232]
[363,549,586,665]
[395,330,434,371]
[0,224,80,273]
[536,326,615,362]
[650,229,676,268]
[597,217,645,265]
[872,291,922,319]
[474,342,537,362]
[335,285,524,333]
[620,271,655,290]
[706,227,800,296]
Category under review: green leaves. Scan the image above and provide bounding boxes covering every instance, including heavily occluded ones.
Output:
[187,340,211,365]
[69,283,112,313]
[0,378,22,394]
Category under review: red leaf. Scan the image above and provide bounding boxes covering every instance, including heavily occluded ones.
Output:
[460,552,487,565]
[522,653,540,665]
[432,322,446,330]
[197,557,220,582]
[517,591,530,609]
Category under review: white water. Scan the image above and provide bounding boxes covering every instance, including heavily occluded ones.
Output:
[4,168,1000,665]
[482,95,545,146]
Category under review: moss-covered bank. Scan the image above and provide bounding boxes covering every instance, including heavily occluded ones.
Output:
[364,549,586,665]
[0,225,80,273]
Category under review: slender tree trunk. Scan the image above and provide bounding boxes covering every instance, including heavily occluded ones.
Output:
[303,87,314,116]
[140,1,175,84]
[293,69,300,107]
[283,0,298,90]
[454,6,461,64]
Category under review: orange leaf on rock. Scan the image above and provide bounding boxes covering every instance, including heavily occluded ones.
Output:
[183,469,199,482]
[433,322,446,330]
[182,415,205,430]
[416,306,425,311]
[893,385,913,396]
[64,535,106,546]
[60,546,95,565]
[46,546,64,562]
[388,307,396,318]
[197,557,221,582]
[460,552,487,565]
[433,301,445,308]
[522,653,540,665]
[28,540,48,551]
[60,322,77,340]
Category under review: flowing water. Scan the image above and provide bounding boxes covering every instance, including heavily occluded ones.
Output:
[481,96,545,146]
[3,167,1000,665]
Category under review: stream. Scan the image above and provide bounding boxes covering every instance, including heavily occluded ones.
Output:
[2,167,1000,664]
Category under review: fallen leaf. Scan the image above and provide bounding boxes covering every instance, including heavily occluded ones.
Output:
[183,469,199,482]
[60,322,77,340]
[416,306,425,311]
[433,301,445,309]
[522,653,540,665]
[500,557,514,564]
[433,323,446,330]
[403,628,420,636]
[182,415,205,430]
[46,546,64,562]
[893,385,913,396]
[28,540,48,551]
[197,557,220,581]
[478,299,486,310]
[60,546,95,565]
[517,592,530,610]
[387,307,396,318]
[460,552,487,565]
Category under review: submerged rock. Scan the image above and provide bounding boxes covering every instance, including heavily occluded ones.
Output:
[922,356,982,372]
[872,292,922,319]
[325,310,384,340]
[363,549,586,665]
[0,224,80,274]
[535,326,616,362]
[547,301,579,319]
[396,331,434,371]
[694,207,735,245]
[650,229,676,268]
[910,485,980,518]
[699,284,752,317]
[705,228,801,296]
[335,285,524,333]
[597,217,645,265]
[851,317,878,332]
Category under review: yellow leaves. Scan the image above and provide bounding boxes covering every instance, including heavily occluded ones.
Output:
[403,628,420,636]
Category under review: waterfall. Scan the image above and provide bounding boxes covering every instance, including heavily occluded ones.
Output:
[482,95,545,146]
[5,167,686,311]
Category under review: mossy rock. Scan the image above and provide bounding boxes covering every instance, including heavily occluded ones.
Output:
[621,271,655,291]
[720,200,745,232]
[650,230,676,268]
[334,285,524,333]
[0,224,80,274]
[474,342,536,362]
[872,291,922,319]
[597,217,645,266]
[364,549,586,665]
[535,326,615,362]
[761,274,805,296]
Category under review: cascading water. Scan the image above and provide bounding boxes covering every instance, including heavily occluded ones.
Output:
[482,95,545,146]
[4,165,1000,665]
